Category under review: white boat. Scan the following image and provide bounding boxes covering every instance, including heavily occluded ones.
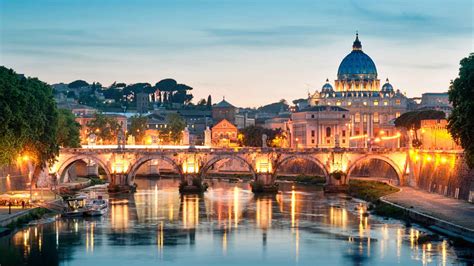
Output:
[62,195,89,217]
[85,197,109,217]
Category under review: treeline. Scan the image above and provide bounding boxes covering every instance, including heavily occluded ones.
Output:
[0,67,81,174]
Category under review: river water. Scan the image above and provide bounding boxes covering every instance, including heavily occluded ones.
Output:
[1,178,473,265]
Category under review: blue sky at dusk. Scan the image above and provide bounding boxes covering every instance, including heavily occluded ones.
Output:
[1,0,472,107]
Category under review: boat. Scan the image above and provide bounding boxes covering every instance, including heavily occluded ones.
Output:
[62,195,89,217]
[85,196,109,217]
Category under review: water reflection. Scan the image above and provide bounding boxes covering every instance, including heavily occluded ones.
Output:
[1,178,473,266]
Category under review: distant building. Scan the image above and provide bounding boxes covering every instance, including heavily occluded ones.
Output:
[419,119,461,150]
[307,34,409,147]
[418,92,452,115]
[136,92,149,114]
[264,113,291,130]
[235,112,255,129]
[211,119,238,147]
[212,98,236,123]
[57,102,96,116]
[289,106,350,148]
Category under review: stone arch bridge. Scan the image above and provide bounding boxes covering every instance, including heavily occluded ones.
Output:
[51,147,409,193]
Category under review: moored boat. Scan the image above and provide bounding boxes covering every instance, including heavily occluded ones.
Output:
[62,195,89,217]
[85,197,109,217]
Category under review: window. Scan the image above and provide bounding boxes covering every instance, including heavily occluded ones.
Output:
[336,101,341,106]
[395,99,401,105]
[342,130,346,137]
[355,112,361,123]
[342,114,346,118]
[326,127,331,137]
[311,130,315,137]
[374,112,379,123]
[311,114,315,118]
[363,114,367,123]
[311,139,315,144]
[396,112,401,118]
[383,101,388,106]
[347,101,352,106]
[374,100,379,106]
[363,101,367,106]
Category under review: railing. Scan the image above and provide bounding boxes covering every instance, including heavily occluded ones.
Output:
[60,146,410,154]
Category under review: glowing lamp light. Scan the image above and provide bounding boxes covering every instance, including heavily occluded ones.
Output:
[112,160,128,174]
[440,157,447,164]
[425,155,432,162]
[183,158,199,174]
[256,158,272,173]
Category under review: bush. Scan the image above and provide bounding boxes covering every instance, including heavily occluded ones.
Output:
[348,180,399,203]
[294,175,326,184]
[7,208,50,230]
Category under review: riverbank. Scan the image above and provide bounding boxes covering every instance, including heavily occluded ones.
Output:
[348,179,474,244]
[0,207,51,237]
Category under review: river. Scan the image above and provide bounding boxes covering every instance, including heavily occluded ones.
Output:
[1,178,473,265]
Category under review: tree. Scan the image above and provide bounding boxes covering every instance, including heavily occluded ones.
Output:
[448,53,474,168]
[57,109,81,148]
[68,80,89,88]
[207,95,212,109]
[0,67,59,171]
[394,109,445,148]
[86,113,121,144]
[238,126,282,147]
[129,115,148,144]
[166,113,186,144]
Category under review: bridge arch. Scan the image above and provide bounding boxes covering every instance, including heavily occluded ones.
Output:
[127,155,183,185]
[273,155,329,181]
[346,154,403,184]
[56,154,112,183]
[200,154,257,179]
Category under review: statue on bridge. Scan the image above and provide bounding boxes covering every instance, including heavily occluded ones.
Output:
[117,129,126,149]
[262,134,268,148]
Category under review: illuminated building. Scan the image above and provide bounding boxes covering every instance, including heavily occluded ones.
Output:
[289,106,350,148]
[307,33,409,147]
[211,119,238,147]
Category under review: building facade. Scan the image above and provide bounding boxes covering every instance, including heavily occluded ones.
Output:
[290,106,350,148]
[307,34,409,147]
[211,119,238,147]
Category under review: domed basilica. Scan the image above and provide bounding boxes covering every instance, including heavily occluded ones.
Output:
[293,33,409,148]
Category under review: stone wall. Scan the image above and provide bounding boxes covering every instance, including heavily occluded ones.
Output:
[409,151,474,201]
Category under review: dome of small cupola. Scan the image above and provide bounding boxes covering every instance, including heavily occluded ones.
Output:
[337,33,378,81]
[321,78,334,93]
[381,78,394,92]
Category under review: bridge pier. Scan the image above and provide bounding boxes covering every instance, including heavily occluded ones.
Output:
[108,173,136,193]
[251,173,278,194]
[86,163,99,177]
[179,174,208,194]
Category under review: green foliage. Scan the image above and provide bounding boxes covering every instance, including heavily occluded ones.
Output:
[294,175,326,184]
[86,113,121,144]
[0,67,59,167]
[257,100,289,114]
[166,113,186,144]
[68,80,89,88]
[394,109,445,130]
[57,109,81,148]
[239,126,283,147]
[448,53,474,168]
[129,115,148,143]
[78,91,99,107]
[6,208,50,230]
[348,180,399,203]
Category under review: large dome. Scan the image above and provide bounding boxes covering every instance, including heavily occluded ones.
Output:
[337,34,377,80]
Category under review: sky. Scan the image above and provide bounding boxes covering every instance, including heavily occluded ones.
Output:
[0,0,473,107]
